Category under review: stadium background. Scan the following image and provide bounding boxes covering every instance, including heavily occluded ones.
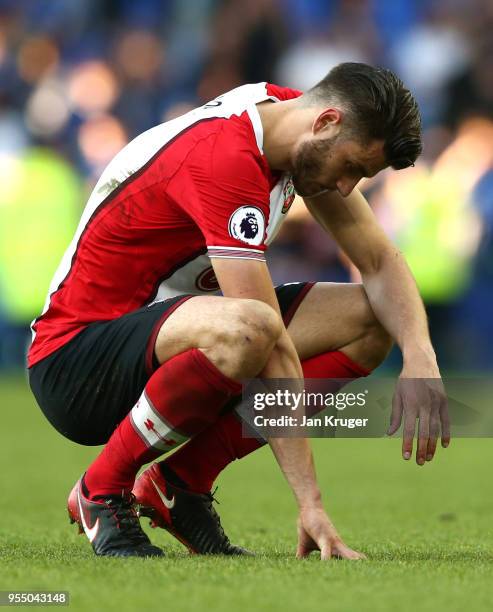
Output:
[0,2,492,611]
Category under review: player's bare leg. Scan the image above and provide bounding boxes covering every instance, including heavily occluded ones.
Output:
[150,282,391,374]
[152,296,282,377]
[135,282,392,557]
[287,282,393,368]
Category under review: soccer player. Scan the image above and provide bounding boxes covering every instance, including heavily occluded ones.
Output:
[28,63,449,559]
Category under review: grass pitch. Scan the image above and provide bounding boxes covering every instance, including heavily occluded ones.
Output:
[1,375,492,612]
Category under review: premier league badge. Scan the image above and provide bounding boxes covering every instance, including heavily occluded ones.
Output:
[228,206,265,246]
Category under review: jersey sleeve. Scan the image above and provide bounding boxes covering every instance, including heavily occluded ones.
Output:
[178,119,272,261]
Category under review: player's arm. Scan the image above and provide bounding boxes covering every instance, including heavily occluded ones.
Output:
[303,188,450,463]
[211,256,364,560]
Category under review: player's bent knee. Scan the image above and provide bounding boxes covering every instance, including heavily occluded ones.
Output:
[234,299,283,343]
[224,299,282,359]
[209,299,282,379]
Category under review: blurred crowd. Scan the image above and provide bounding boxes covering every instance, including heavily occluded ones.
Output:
[0,0,492,370]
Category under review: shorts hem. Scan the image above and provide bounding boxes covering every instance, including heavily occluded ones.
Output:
[144,295,194,375]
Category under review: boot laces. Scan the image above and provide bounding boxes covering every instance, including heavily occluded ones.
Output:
[201,487,230,544]
[104,492,149,544]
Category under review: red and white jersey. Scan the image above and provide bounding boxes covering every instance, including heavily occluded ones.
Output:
[28,82,302,367]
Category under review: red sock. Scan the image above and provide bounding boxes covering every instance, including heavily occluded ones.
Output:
[83,348,241,498]
[160,350,370,493]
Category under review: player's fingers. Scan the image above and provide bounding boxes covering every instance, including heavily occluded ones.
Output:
[296,542,310,559]
[439,396,451,448]
[296,537,313,559]
[426,408,440,461]
[296,533,317,559]
[332,545,367,560]
[416,409,430,465]
[388,391,403,436]
[416,437,428,465]
[402,411,416,461]
[343,549,367,560]
[426,437,438,461]
[320,540,332,561]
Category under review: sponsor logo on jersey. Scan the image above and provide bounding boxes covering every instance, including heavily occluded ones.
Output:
[228,206,265,246]
[282,178,296,214]
[195,267,219,292]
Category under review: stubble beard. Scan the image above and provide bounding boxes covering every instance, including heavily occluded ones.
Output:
[291,136,337,198]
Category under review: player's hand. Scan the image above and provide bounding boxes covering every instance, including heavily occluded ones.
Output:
[387,360,450,465]
[296,506,366,560]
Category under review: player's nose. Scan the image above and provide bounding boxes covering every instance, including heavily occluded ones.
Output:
[336,177,359,198]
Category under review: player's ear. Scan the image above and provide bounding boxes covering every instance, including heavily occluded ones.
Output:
[312,108,343,135]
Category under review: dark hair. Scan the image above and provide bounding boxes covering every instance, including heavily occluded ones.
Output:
[306,62,422,169]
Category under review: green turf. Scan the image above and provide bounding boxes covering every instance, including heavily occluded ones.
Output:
[1,375,492,612]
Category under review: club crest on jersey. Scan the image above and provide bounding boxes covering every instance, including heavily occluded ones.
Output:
[195,267,219,292]
[282,178,296,214]
[228,206,265,246]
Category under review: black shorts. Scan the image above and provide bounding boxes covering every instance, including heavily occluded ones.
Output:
[28,282,314,446]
